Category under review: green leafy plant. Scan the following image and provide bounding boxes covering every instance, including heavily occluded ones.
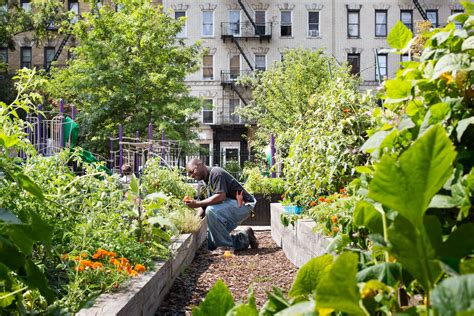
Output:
[242,167,285,197]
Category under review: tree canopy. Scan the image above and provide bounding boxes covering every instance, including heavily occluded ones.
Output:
[42,0,202,153]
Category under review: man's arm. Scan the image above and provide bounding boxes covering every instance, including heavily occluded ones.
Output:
[185,192,226,209]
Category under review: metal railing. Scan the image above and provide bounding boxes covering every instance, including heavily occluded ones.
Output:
[220,70,253,83]
[221,22,272,38]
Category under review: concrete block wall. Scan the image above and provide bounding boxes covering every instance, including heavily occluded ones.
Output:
[271,203,332,267]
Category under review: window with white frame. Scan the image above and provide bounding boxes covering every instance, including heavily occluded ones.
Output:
[281,11,292,36]
[451,9,464,29]
[202,55,213,80]
[21,47,32,69]
[375,10,387,37]
[44,47,55,69]
[21,0,31,12]
[347,9,360,38]
[68,0,79,23]
[426,10,438,27]
[308,11,320,37]
[229,10,240,35]
[202,99,214,124]
[255,54,266,71]
[255,10,266,35]
[175,11,186,38]
[229,99,240,123]
[375,53,387,81]
[202,10,214,37]
[400,10,413,31]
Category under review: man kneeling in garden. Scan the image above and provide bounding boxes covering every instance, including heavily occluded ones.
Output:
[184,158,258,251]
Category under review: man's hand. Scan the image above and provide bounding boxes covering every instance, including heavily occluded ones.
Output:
[236,190,244,208]
[184,199,200,209]
[196,207,205,219]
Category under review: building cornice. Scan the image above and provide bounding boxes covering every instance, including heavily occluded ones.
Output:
[305,3,324,11]
[199,3,217,11]
[171,4,189,11]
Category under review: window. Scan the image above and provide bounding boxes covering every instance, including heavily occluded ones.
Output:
[224,148,239,165]
[401,54,411,63]
[426,10,438,27]
[375,10,387,37]
[255,11,266,35]
[229,10,240,36]
[255,54,266,71]
[44,47,55,69]
[375,53,387,81]
[202,99,214,124]
[229,54,240,79]
[21,47,32,69]
[0,48,7,64]
[281,11,292,36]
[68,0,79,23]
[21,0,31,11]
[347,10,360,38]
[400,10,413,32]
[202,55,213,80]
[175,11,186,38]
[451,10,464,30]
[308,11,320,37]
[202,11,213,37]
[229,99,240,123]
[199,144,211,166]
[347,53,360,76]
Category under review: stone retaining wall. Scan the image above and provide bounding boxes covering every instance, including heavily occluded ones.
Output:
[78,219,207,316]
[271,203,332,267]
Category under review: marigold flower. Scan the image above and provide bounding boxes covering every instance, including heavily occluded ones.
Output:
[318,197,326,203]
[332,226,339,233]
[92,262,103,269]
[309,201,317,207]
[440,72,454,84]
[93,248,108,259]
[129,270,138,277]
[80,252,88,258]
[75,265,85,272]
[331,215,338,224]
[107,251,117,258]
[339,188,347,194]
[60,254,68,261]
[119,257,129,265]
[343,108,350,113]
[110,258,120,267]
[134,264,146,273]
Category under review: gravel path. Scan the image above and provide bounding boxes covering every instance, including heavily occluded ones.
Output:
[156,231,298,315]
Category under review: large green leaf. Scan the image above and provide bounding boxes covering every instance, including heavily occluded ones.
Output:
[193,280,235,316]
[356,262,402,287]
[385,78,412,101]
[368,124,456,227]
[431,274,474,316]
[315,252,369,315]
[0,133,19,149]
[387,21,413,50]
[227,287,258,316]
[432,53,471,80]
[360,131,392,154]
[15,173,44,201]
[0,236,26,270]
[462,36,474,51]
[274,301,316,316]
[259,287,291,316]
[387,215,442,292]
[456,117,474,142]
[288,254,333,298]
[353,201,383,235]
[24,260,55,303]
[130,174,139,195]
[439,223,474,261]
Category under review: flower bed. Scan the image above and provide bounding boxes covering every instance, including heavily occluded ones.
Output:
[78,218,207,316]
[270,203,332,267]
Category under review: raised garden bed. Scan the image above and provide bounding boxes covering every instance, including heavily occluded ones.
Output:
[271,203,332,267]
[77,219,207,316]
[242,193,280,226]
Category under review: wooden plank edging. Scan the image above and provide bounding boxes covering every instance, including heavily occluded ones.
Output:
[77,219,208,316]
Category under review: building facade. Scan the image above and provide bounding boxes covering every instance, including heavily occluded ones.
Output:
[161,0,464,167]
[1,0,465,167]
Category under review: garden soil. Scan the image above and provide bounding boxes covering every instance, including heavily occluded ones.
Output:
[155,231,298,315]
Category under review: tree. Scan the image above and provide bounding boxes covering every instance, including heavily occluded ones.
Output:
[38,0,203,154]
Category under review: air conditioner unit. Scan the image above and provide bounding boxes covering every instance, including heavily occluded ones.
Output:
[309,29,319,37]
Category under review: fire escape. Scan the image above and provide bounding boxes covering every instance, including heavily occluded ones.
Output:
[412,0,428,21]
[220,0,272,108]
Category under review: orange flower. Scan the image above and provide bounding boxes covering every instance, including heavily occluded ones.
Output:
[343,108,350,113]
[92,262,103,269]
[440,72,454,84]
[331,215,338,224]
[110,258,120,267]
[107,251,117,258]
[318,197,327,203]
[332,226,339,233]
[75,265,85,272]
[119,257,129,266]
[134,264,146,273]
[309,201,317,207]
[129,270,138,277]
[60,254,69,261]
[93,248,108,259]
[80,252,88,258]
[339,188,347,194]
